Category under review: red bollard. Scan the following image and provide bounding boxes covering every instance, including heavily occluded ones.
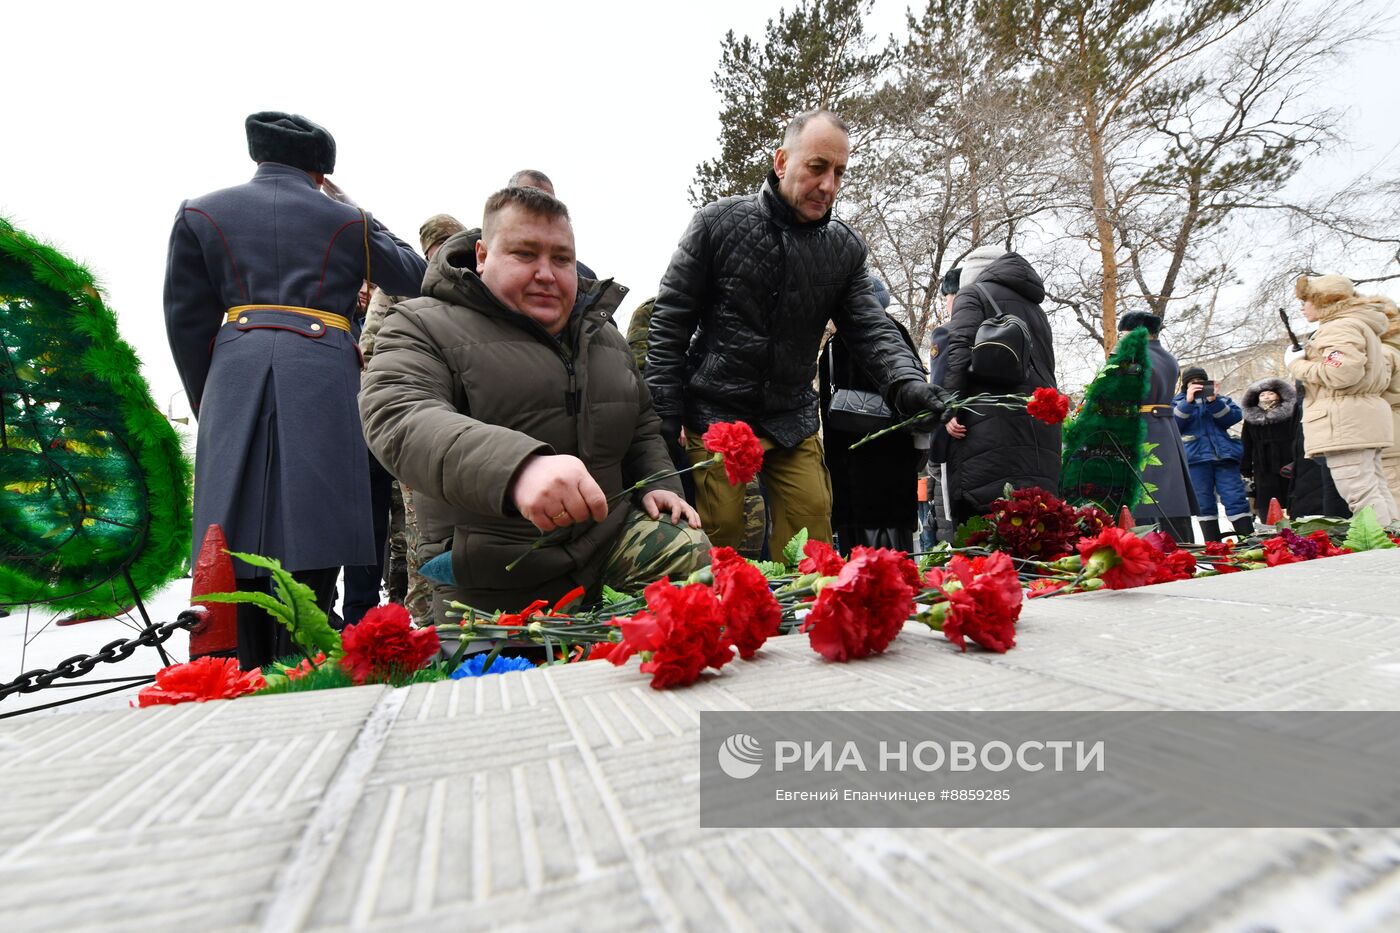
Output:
[189,524,238,658]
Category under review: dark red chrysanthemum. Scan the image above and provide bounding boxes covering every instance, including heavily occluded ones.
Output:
[1075,505,1113,537]
[798,539,847,575]
[340,603,441,684]
[1027,387,1071,424]
[710,547,782,659]
[800,547,918,661]
[924,552,1022,652]
[985,486,1079,558]
[1076,527,1157,589]
[137,656,265,707]
[702,421,764,486]
[609,579,733,688]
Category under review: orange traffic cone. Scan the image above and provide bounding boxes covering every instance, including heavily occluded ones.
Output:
[190,524,238,658]
[1265,498,1284,526]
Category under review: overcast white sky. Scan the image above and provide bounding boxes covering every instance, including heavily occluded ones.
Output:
[4,0,1395,417]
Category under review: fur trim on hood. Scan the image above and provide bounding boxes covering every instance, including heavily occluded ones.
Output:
[1296,274,1354,308]
[1319,294,1393,338]
[1242,377,1296,425]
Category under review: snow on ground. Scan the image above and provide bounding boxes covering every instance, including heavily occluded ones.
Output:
[0,579,198,717]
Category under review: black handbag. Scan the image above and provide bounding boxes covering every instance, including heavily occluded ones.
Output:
[824,343,896,434]
[827,387,895,434]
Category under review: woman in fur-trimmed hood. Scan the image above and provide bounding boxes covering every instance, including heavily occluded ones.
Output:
[1285,274,1397,524]
[1240,377,1297,520]
[1373,295,1400,504]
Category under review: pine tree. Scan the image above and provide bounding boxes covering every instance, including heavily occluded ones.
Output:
[690,0,892,206]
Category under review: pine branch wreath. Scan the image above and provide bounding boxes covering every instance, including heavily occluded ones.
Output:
[1060,326,1153,514]
[0,216,191,614]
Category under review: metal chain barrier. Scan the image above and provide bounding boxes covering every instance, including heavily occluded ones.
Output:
[0,609,204,702]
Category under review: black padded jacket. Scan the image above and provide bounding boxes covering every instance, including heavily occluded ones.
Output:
[645,171,925,448]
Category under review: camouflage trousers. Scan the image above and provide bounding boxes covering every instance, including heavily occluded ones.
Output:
[738,479,769,560]
[596,508,712,595]
[398,483,435,625]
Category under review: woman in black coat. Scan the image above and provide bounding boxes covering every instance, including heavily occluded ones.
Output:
[942,251,1061,523]
[1239,377,1298,519]
[819,284,922,553]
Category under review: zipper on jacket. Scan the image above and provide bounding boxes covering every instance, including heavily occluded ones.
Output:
[564,355,579,416]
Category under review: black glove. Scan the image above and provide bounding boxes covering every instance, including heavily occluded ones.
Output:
[659,416,683,446]
[892,380,953,425]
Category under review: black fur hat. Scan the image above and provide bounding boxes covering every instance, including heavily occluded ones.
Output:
[940,268,961,296]
[245,112,336,174]
[1118,311,1162,336]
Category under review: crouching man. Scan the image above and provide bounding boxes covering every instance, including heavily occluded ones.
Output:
[360,187,709,617]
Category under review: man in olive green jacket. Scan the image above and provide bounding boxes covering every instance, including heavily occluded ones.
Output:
[360,187,708,615]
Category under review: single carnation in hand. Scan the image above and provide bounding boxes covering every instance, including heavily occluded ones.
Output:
[702,421,764,485]
[800,547,918,661]
[138,656,265,707]
[1076,527,1156,589]
[609,579,733,688]
[340,603,441,684]
[1027,387,1071,424]
[711,547,782,659]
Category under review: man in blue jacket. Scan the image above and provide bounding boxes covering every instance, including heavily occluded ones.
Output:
[1174,366,1253,539]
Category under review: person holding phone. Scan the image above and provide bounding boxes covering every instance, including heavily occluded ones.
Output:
[1173,367,1252,540]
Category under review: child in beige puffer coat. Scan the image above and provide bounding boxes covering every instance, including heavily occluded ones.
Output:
[1286,275,1397,525]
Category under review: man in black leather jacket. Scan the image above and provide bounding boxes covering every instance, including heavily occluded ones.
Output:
[646,110,946,555]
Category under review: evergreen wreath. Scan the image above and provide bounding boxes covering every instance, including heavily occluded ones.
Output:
[1059,326,1154,513]
[0,216,191,614]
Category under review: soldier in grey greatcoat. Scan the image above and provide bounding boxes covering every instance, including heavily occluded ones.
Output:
[163,111,427,669]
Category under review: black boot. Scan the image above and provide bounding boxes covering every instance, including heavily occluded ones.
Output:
[1198,518,1222,543]
[1227,513,1255,538]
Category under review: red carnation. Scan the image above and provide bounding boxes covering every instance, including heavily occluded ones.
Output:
[798,539,847,575]
[585,642,619,662]
[711,547,782,659]
[800,547,917,662]
[285,652,327,681]
[1202,539,1244,573]
[1027,578,1070,598]
[928,553,1022,652]
[702,421,764,486]
[1076,527,1156,589]
[609,579,733,688]
[1027,387,1071,424]
[1149,548,1197,584]
[340,603,441,684]
[137,656,265,707]
[1304,530,1350,558]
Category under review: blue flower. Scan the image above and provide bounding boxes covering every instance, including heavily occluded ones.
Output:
[450,653,537,679]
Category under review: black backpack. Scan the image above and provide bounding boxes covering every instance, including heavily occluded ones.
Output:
[968,283,1032,387]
